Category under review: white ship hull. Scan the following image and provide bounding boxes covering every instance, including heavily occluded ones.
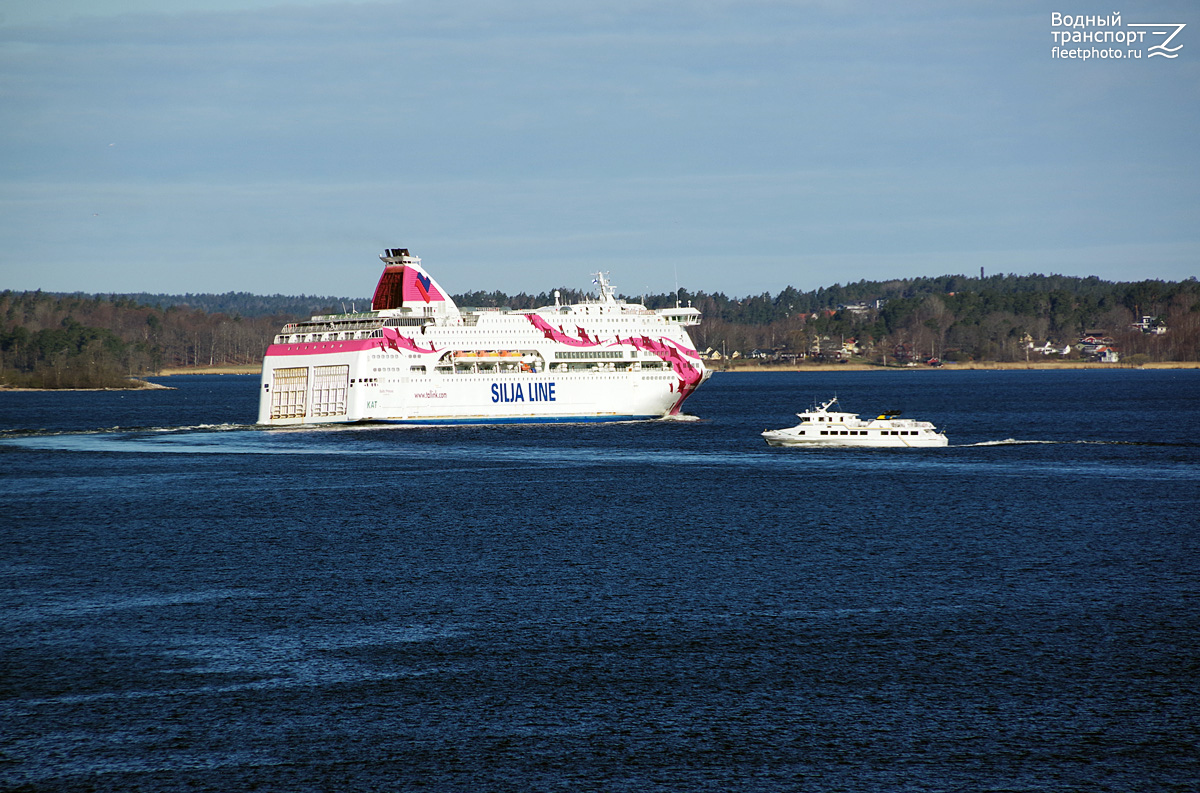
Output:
[257,249,710,426]
[762,429,949,448]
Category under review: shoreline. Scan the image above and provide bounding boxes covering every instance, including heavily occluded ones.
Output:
[148,360,1200,377]
[5,361,1198,392]
[712,361,1200,373]
[0,378,173,392]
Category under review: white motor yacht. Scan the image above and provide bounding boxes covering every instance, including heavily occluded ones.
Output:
[762,396,948,447]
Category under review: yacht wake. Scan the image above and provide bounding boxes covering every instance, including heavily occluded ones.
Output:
[962,438,1060,446]
[960,438,1191,447]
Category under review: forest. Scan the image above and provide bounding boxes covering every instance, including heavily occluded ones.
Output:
[662,274,1200,364]
[0,291,329,388]
[2,273,1198,388]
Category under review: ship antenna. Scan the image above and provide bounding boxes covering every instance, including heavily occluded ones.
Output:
[593,271,616,303]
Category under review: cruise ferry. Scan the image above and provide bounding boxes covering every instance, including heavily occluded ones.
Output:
[257,248,711,425]
[762,396,949,447]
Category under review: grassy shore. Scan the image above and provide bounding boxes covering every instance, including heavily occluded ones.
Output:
[157,365,263,375]
[2,366,258,390]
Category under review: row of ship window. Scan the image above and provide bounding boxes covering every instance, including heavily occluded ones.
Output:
[811,429,922,436]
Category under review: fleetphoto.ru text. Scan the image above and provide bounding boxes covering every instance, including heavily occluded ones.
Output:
[1051,11,1186,59]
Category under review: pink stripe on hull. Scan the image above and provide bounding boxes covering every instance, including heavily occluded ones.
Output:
[522,315,703,414]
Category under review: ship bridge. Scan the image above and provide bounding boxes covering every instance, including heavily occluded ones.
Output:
[655,305,702,326]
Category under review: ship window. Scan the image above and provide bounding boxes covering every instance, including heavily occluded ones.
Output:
[555,351,624,360]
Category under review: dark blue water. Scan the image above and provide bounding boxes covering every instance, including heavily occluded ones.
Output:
[2,371,1198,792]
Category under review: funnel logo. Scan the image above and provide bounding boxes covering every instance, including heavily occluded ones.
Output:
[401,267,444,304]
[415,273,434,302]
[1126,22,1186,58]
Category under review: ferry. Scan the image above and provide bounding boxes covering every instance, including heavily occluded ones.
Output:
[257,248,711,425]
[762,396,948,447]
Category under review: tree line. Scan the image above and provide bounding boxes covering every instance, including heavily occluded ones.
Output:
[2,273,1197,387]
[0,291,340,388]
[668,275,1200,363]
[465,274,1200,363]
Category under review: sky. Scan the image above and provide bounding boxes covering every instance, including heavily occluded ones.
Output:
[1,1,1197,299]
